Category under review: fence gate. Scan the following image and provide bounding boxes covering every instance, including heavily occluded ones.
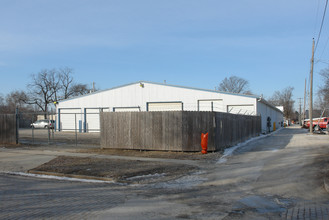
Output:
[16,110,100,147]
[0,114,17,145]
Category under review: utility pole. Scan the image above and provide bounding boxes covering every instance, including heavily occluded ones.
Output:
[298,98,302,125]
[303,78,306,121]
[309,38,315,134]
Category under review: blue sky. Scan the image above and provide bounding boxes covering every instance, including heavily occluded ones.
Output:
[1,0,328,105]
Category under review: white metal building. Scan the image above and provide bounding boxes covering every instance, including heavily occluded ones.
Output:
[56,81,283,133]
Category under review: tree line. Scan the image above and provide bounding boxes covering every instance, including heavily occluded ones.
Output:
[219,69,329,121]
[317,66,329,110]
[2,68,328,121]
[0,67,93,114]
[216,75,295,119]
[0,71,295,118]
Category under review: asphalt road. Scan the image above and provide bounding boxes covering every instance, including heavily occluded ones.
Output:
[192,126,329,219]
[1,126,329,219]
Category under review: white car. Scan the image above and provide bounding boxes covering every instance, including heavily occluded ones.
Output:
[30,120,55,129]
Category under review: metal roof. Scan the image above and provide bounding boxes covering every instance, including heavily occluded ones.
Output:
[60,80,260,103]
[58,80,283,114]
[257,97,283,114]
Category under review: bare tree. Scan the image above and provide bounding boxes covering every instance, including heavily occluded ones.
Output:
[6,90,29,109]
[268,87,295,119]
[217,76,252,94]
[25,67,92,113]
[70,83,90,96]
[317,67,329,109]
[59,67,74,100]
[26,69,61,113]
[0,94,5,113]
[0,94,4,105]
[0,90,32,113]
[58,67,91,99]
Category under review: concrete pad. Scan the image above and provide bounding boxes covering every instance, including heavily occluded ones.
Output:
[324,170,329,193]
[93,196,198,220]
[0,149,55,172]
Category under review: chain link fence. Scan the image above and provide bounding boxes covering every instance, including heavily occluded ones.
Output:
[16,110,100,147]
[9,102,261,147]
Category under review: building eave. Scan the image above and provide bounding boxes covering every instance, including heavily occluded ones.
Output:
[59,80,260,104]
[257,97,284,114]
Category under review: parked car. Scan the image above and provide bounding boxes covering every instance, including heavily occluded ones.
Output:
[304,117,329,130]
[30,119,55,129]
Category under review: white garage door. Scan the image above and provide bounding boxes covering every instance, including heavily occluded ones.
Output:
[85,108,100,132]
[113,107,140,112]
[59,108,81,131]
[147,102,183,111]
[198,99,224,112]
[227,105,255,115]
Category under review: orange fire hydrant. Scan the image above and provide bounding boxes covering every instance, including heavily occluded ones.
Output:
[201,133,208,154]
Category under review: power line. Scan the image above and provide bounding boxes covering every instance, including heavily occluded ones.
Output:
[315,0,329,53]
[314,0,321,36]
[319,35,329,59]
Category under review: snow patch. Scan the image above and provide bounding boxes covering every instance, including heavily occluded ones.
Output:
[217,128,283,164]
[236,195,286,214]
[126,173,166,181]
[151,171,207,189]
[1,171,115,184]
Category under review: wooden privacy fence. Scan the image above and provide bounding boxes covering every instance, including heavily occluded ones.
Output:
[0,114,17,145]
[100,111,261,152]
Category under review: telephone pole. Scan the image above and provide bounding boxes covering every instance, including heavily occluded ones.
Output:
[298,98,302,125]
[303,78,306,121]
[309,39,315,134]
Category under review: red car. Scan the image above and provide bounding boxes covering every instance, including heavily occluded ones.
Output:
[304,117,329,130]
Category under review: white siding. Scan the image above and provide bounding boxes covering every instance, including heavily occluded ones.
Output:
[57,81,282,132]
[113,107,140,112]
[85,108,100,132]
[58,82,257,113]
[227,105,255,115]
[257,101,284,133]
[148,102,183,111]
[198,99,224,112]
[59,108,81,131]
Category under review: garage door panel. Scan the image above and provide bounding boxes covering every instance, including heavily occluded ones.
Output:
[148,102,182,111]
[114,107,140,112]
[59,109,81,131]
[227,105,254,115]
[198,100,223,112]
[86,109,100,132]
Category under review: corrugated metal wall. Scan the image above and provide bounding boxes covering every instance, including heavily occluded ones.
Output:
[57,82,281,132]
[257,101,283,133]
[57,82,257,113]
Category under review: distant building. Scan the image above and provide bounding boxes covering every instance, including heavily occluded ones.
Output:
[56,81,283,133]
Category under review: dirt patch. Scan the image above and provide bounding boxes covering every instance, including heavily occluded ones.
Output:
[29,156,199,184]
[76,148,222,161]
[0,143,24,148]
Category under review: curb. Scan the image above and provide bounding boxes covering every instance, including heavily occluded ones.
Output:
[27,170,115,182]
[324,170,329,193]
